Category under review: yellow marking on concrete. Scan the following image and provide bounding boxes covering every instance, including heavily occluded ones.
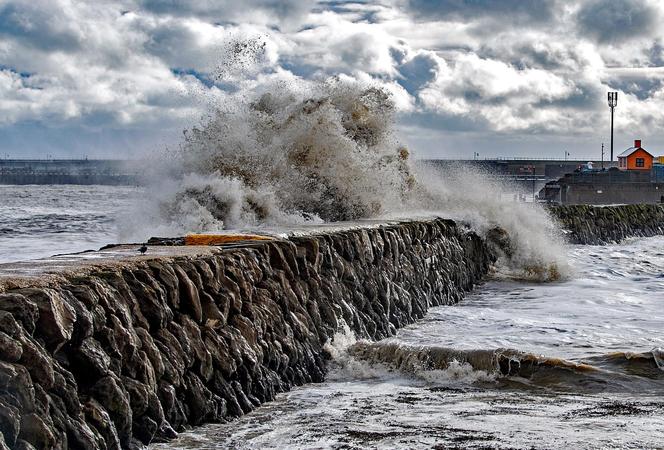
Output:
[184,234,273,246]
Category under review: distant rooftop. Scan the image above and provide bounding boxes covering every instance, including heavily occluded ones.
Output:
[618,140,654,158]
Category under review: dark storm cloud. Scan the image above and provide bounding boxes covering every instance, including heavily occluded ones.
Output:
[534,82,603,110]
[136,0,316,24]
[606,75,663,100]
[646,41,664,66]
[0,3,82,52]
[576,0,658,44]
[313,1,383,23]
[406,0,557,23]
[478,43,589,72]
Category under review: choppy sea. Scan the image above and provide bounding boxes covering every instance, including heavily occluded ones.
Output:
[1,185,662,449]
[0,184,141,263]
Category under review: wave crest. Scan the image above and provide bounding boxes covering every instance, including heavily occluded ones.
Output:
[347,342,664,393]
[125,74,568,279]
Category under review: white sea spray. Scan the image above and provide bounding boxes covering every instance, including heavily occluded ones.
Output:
[122,73,567,280]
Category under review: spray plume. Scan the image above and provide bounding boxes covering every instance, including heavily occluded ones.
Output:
[122,72,567,280]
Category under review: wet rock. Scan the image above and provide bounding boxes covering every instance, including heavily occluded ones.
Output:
[61,292,94,346]
[200,291,225,327]
[0,331,22,363]
[18,336,54,390]
[0,398,20,447]
[90,376,132,446]
[124,269,170,331]
[122,376,149,418]
[550,204,664,244]
[64,418,100,450]
[133,414,158,445]
[485,226,513,259]
[173,265,202,323]
[181,316,213,381]
[135,327,164,379]
[147,262,180,310]
[17,289,76,352]
[0,361,35,411]
[83,399,121,450]
[18,413,55,450]
[0,295,39,335]
[184,373,217,425]
[15,439,37,450]
[153,421,177,442]
[70,337,111,383]
[156,383,181,429]
[0,311,21,338]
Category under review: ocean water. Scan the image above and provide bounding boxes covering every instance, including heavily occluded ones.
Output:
[0,185,140,263]
[157,236,664,450]
[1,185,662,449]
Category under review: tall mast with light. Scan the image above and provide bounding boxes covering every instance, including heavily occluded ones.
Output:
[608,91,618,161]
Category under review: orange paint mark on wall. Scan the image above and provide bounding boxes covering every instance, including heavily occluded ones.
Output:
[184,234,273,246]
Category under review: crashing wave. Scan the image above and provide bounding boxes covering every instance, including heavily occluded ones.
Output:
[125,74,567,280]
[345,341,664,393]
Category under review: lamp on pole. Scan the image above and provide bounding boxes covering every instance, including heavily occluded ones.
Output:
[608,91,618,161]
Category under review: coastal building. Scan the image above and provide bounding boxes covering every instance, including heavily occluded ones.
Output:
[539,139,664,204]
[617,140,653,170]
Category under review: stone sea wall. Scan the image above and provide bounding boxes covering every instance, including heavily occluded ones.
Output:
[549,204,664,245]
[0,219,494,449]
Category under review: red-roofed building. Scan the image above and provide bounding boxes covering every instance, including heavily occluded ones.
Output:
[618,140,654,170]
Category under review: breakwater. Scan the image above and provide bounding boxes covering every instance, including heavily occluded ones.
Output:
[549,204,664,244]
[0,219,493,449]
[0,160,142,186]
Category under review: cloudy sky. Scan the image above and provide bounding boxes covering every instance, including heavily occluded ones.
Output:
[2,0,664,159]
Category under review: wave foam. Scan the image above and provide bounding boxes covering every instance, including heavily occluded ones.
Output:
[123,73,568,280]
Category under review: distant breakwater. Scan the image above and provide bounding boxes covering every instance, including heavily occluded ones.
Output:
[0,160,142,186]
[0,219,493,449]
[549,204,664,245]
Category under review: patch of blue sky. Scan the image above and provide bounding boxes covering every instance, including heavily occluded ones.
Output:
[170,68,215,88]
[0,65,33,79]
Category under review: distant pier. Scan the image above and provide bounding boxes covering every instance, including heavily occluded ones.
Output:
[0,157,617,187]
[0,159,143,185]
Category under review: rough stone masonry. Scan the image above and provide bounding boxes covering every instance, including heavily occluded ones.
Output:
[0,219,494,449]
[549,204,664,244]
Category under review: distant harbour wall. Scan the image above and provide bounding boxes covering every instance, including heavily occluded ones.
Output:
[1,158,618,187]
[540,170,664,205]
[0,219,493,449]
[549,204,664,244]
[0,160,142,186]
[556,182,664,205]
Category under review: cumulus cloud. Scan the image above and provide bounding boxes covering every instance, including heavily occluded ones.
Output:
[1,0,664,158]
[576,0,660,44]
[417,53,578,131]
[132,0,315,29]
[405,0,559,26]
